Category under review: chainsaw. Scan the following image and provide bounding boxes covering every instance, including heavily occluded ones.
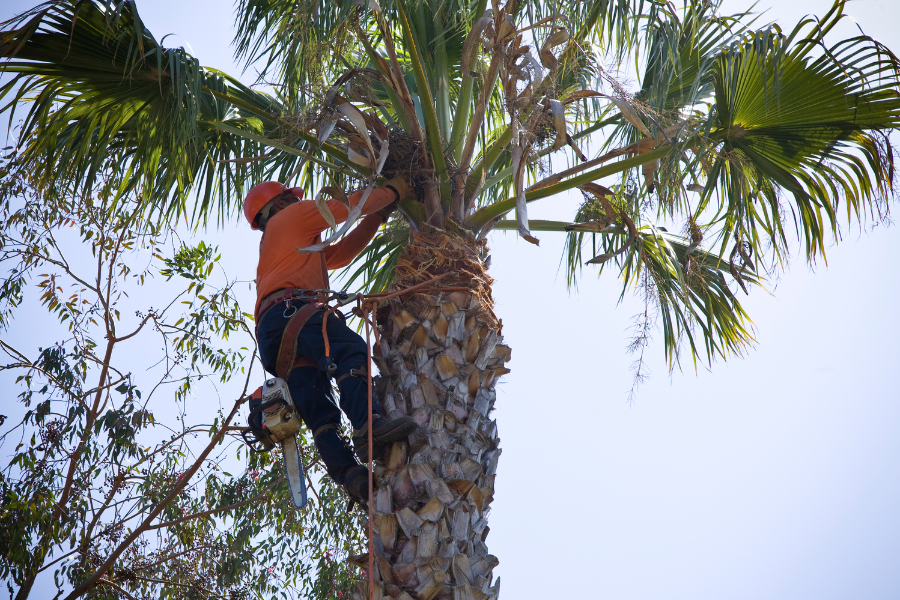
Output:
[242,378,308,510]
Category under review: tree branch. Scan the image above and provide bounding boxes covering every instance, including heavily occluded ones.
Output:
[147,477,284,530]
[64,351,257,600]
[96,579,137,600]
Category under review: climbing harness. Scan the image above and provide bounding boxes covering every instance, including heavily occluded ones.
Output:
[275,301,322,377]
[243,287,359,510]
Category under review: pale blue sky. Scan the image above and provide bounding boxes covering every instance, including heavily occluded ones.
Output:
[1,1,898,598]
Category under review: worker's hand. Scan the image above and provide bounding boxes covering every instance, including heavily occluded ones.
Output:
[383,175,412,201]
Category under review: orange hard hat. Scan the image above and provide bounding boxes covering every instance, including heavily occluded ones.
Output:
[243,181,288,230]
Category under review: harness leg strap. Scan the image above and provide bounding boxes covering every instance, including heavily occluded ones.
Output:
[312,423,338,439]
[334,367,368,385]
[275,302,323,379]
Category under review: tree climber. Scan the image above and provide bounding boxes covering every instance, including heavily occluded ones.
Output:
[245,178,417,504]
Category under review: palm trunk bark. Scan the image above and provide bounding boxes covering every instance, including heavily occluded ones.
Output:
[353,231,507,600]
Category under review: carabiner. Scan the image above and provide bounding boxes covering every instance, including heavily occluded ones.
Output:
[325,358,337,377]
[283,302,298,318]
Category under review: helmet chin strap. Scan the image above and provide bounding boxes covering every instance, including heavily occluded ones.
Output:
[255,203,275,229]
[256,192,301,230]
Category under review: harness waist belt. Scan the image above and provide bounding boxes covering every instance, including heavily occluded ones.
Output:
[256,287,320,321]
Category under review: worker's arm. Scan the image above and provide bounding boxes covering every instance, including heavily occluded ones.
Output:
[292,186,397,233]
[324,212,388,269]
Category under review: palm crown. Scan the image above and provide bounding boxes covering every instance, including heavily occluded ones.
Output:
[1,0,897,368]
[3,2,899,599]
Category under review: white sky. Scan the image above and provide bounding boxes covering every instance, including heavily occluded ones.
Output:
[1,0,898,598]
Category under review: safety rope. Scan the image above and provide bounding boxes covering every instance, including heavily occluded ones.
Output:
[304,273,461,600]
[363,306,375,600]
[350,273,457,600]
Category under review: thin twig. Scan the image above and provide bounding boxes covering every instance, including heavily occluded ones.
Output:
[147,478,284,530]
[96,579,137,600]
[127,576,229,599]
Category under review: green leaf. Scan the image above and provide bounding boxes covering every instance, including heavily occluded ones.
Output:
[396,1,450,206]
[704,10,900,262]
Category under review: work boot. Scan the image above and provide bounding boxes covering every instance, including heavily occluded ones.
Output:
[343,465,371,508]
[352,414,417,463]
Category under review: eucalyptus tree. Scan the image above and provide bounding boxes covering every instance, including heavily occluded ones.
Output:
[0,156,365,600]
[1,0,898,599]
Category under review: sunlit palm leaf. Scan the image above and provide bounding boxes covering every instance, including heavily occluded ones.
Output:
[638,2,751,115]
[339,222,408,295]
[701,7,900,261]
[233,0,357,110]
[635,225,757,367]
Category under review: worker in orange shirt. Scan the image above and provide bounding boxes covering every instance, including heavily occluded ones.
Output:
[244,178,417,504]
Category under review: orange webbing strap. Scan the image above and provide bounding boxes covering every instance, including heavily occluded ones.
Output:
[319,304,349,375]
[321,306,336,366]
[319,252,330,289]
[363,302,375,600]
[275,302,323,379]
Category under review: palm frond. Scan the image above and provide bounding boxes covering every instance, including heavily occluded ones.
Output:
[338,222,409,294]
[630,224,758,368]
[396,1,450,206]
[0,1,287,223]
[232,0,357,109]
[563,209,760,368]
[701,6,900,262]
[640,2,741,113]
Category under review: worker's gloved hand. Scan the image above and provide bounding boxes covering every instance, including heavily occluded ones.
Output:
[383,175,412,201]
[377,176,411,222]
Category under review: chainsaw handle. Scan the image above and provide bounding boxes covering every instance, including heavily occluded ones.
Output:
[247,397,289,424]
[241,428,267,453]
[243,397,289,453]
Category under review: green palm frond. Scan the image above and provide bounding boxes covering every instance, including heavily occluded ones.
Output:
[396,1,451,206]
[632,224,758,367]
[639,1,755,114]
[572,0,666,63]
[339,222,409,294]
[700,5,900,262]
[0,1,288,223]
[564,215,759,367]
[232,0,358,109]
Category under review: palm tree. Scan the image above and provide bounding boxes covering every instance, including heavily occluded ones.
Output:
[1,0,898,598]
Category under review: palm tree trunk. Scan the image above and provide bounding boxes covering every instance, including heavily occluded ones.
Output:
[353,231,507,600]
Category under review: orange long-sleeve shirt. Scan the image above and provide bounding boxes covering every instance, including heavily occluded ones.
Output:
[255,186,396,317]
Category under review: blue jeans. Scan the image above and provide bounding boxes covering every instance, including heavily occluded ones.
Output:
[257,298,371,483]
